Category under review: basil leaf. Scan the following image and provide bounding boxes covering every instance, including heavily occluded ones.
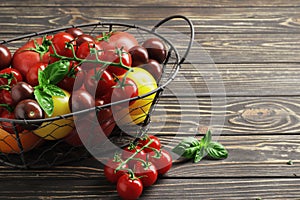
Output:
[172,137,200,159]
[206,142,228,160]
[194,146,206,163]
[34,89,54,117]
[200,130,212,147]
[43,84,66,97]
[38,69,48,86]
[43,60,69,85]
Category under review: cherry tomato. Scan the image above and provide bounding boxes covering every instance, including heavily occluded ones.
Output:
[103,49,132,76]
[65,27,83,38]
[121,145,146,168]
[12,37,52,78]
[69,89,95,112]
[14,99,44,130]
[134,162,158,187]
[26,62,47,86]
[142,38,167,63]
[0,44,12,69]
[111,77,138,106]
[128,45,149,67]
[50,32,76,58]
[0,108,23,134]
[117,174,143,200]
[0,68,23,86]
[11,82,34,105]
[137,135,161,153]
[0,90,13,106]
[76,41,104,70]
[138,59,162,82]
[76,34,95,46]
[57,63,85,92]
[149,149,172,175]
[104,158,128,184]
[84,67,116,98]
[96,31,139,51]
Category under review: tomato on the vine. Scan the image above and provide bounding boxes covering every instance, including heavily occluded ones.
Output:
[117,174,143,200]
[134,162,158,187]
[65,27,83,38]
[26,62,47,86]
[50,32,76,60]
[111,77,138,106]
[149,149,172,175]
[12,37,52,78]
[137,135,161,153]
[104,158,128,184]
[0,68,23,87]
[121,145,146,168]
[57,63,85,92]
[0,108,23,134]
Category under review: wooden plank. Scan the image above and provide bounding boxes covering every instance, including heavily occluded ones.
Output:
[150,96,300,135]
[0,177,299,199]
[0,7,300,34]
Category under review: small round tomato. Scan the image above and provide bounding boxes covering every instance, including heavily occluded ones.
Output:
[26,62,47,86]
[104,158,128,184]
[142,38,167,64]
[0,108,23,134]
[84,68,116,98]
[65,27,83,38]
[121,145,146,168]
[96,31,139,51]
[0,68,23,86]
[102,49,132,76]
[117,174,143,200]
[11,82,34,104]
[76,34,95,46]
[57,63,85,92]
[0,44,12,69]
[138,59,162,82]
[33,89,74,140]
[128,45,149,67]
[149,149,172,175]
[137,135,161,153]
[134,162,158,187]
[50,32,76,58]
[111,77,138,106]
[69,89,95,112]
[0,90,13,106]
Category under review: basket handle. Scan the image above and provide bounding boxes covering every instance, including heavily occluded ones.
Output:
[151,15,195,65]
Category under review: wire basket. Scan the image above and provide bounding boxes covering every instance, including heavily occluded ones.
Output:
[0,15,194,169]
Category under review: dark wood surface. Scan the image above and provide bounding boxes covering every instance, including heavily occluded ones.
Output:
[1,1,300,199]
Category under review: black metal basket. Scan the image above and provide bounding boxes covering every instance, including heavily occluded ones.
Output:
[0,15,194,169]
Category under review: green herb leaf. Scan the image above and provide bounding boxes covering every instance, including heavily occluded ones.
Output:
[206,142,228,160]
[34,89,54,116]
[38,69,48,86]
[43,60,69,85]
[172,137,200,159]
[200,129,211,147]
[43,84,66,97]
[194,146,205,163]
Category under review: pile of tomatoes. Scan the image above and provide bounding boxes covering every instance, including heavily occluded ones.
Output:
[104,135,172,200]
[0,27,168,154]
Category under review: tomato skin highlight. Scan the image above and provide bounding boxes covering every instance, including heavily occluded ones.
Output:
[134,162,158,187]
[137,135,161,153]
[149,149,172,175]
[104,159,128,184]
[117,174,143,200]
[0,44,12,69]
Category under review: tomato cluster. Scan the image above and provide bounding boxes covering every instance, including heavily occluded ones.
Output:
[104,135,172,200]
[0,27,167,153]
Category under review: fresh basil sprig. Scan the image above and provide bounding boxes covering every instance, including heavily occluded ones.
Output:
[34,60,69,117]
[172,130,228,163]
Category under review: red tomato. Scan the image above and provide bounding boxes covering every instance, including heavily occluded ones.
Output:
[76,34,95,46]
[0,109,23,134]
[149,149,172,175]
[65,27,83,38]
[0,68,23,87]
[76,41,104,70]
[117,174,143,200]
[111,77,138,106]
[50,32,76,59]
[137,135,161,153]
[96,31,139,51]
[57,63,85,92]
[134,162,158,187]
[102,49,132,76]
[26,62,47,86]
[104,158,128,184]
[121,145,146,168]
[0,44,12,69]
[0,90,13,106]
[84,67,116,98]
[11,37,52,78]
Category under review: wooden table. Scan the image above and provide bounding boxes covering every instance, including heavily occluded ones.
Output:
[1,1,299,199]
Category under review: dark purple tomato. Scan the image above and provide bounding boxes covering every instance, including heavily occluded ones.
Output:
[65,28,84,38]
[138,59,162,82]
[0,44,12,69]
[69,89,95,112]
[142,38,167,63]
[128,45,148,67]
[11,82,34,105]
[14,99,44,130]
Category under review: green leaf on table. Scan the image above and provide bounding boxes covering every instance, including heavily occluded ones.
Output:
[206,142,228,160]
[172,137,200,159]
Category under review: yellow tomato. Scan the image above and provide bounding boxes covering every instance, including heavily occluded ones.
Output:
[33,90,74,140]
[113,68,158,125]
